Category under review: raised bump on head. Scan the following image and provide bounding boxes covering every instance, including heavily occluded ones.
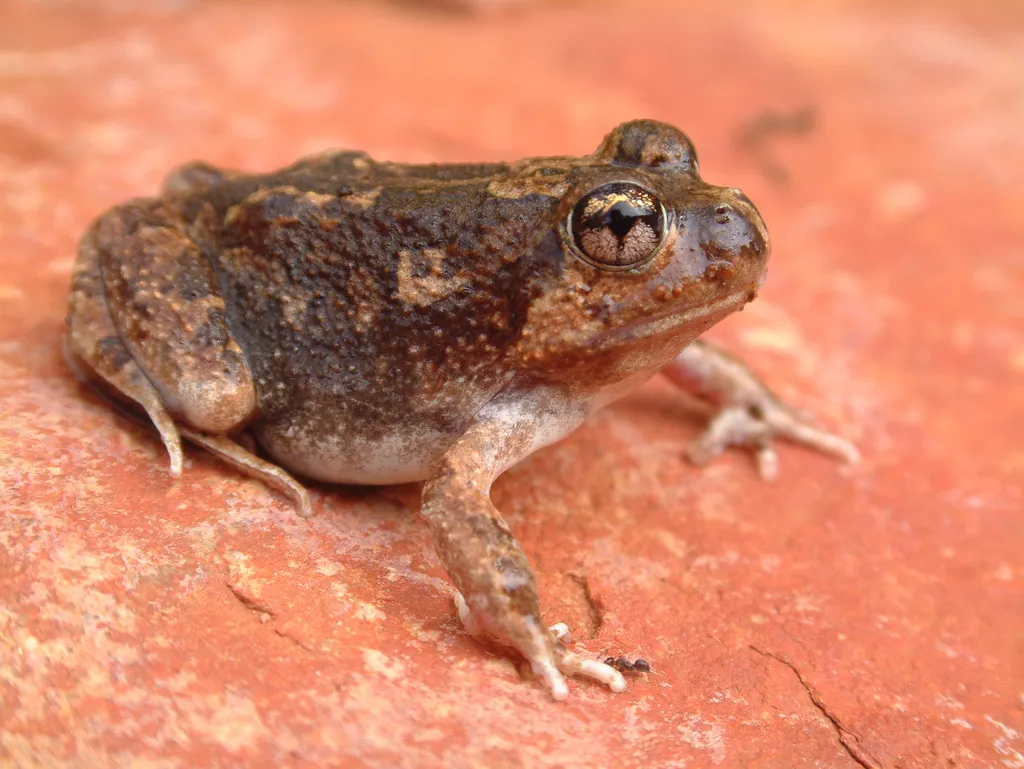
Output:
[594,119,698,173]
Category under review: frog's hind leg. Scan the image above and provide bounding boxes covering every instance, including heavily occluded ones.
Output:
[177,427,313,518]
[65,242,184,477]
[65,305,311,514]
[67,226,312,516]
[93,200,257,436]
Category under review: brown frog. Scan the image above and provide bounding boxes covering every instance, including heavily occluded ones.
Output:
[65,120,857,699]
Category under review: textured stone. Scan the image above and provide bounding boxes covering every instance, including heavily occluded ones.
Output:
[1,0,1022,766]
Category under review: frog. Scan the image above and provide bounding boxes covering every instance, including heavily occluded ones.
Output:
[64,119,858,700]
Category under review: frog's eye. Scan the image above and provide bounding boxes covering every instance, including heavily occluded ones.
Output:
[568,182,666,269]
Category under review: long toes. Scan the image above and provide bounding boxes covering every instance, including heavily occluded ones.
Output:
[531,658,569,701]
[560,652,627,693]
[774,417,860,463]
[807,430,861,464]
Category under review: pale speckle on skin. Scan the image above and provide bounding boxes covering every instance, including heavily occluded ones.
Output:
[302,189,336,207]
[279,286,313,329]
[224,185,307,225]
[341,188,381,211]
[396,248,468,307]
[487,175,569,200]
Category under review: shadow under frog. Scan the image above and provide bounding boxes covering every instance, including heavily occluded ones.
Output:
[65,119,858,699]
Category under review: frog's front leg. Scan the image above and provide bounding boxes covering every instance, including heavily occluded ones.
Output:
[664,339,860,479]
[421,396,626,700]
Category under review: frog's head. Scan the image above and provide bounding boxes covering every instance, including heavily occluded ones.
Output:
[515,119,770,389]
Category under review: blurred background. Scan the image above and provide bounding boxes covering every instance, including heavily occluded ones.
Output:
[1,1,1021,767]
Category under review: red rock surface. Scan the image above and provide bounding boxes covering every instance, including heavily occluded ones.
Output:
[1,0,1022,766]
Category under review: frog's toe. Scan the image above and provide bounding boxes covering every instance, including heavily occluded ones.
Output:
[772,417,861,467]
[685,404,758,467]
[454,591,567,698]
[556,649,627,693]
[530,650,629,699]
[548,622,572,643]
[180,426,313,517]
[532,657,570,701]
[453,593,624,699]
[689,402,859,479]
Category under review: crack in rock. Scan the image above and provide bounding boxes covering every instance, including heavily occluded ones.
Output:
[274,628,315,653]
[750,646,881,769]
[226,581,275,617]
[226,582,316,653]
[568,572,603,639]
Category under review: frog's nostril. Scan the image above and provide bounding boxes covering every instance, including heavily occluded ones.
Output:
[706,206,766,258]
[705,188,770,257]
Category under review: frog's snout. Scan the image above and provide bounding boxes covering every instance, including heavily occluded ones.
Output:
[706,189,769,262]
[684,187,770,294]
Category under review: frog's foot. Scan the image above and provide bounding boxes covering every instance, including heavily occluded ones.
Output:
[664,339,859,479]
[454,591,626,699]
[688,401,861,480]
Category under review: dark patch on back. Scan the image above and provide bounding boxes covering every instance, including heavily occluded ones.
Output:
[210,179,563,437]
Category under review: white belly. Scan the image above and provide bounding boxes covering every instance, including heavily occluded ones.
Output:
[255,420,459,485]
[253,382,625,487]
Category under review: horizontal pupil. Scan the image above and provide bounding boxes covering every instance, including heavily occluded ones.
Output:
[608,207,638,238]
[588,201,655,239]
[569,183,665,268]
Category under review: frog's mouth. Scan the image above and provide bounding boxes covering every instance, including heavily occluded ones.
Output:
[590,290,752,348]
